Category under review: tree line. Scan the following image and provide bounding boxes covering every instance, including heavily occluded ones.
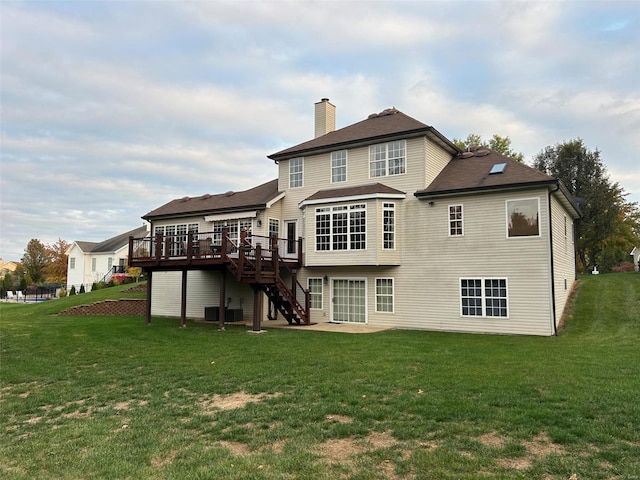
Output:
[2,239,70,291]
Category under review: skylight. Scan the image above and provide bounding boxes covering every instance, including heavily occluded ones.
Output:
[489,163,507,175]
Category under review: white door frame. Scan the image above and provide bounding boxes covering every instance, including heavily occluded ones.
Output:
[330,277,368,324]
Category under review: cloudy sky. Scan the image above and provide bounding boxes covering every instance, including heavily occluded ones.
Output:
[1,0,638,262]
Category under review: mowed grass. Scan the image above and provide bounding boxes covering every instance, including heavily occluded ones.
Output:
[1,275,639,479]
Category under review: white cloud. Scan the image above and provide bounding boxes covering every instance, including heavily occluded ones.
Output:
[1,0,638,262]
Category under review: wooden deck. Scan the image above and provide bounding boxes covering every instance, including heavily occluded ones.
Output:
[128,231,309,328]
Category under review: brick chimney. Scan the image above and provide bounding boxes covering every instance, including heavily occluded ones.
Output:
[314,98,336,138]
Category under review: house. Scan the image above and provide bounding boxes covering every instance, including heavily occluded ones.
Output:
[130,99,581,336]
[67,226,148,292]
[0,259,19,277]
[631,247,640,271]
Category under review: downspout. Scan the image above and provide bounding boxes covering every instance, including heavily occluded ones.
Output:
[548,182,561,336]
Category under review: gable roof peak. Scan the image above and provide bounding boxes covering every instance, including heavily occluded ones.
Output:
[269,106,457,160]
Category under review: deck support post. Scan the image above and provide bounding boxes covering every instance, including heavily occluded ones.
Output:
[180,270,187,328]
[252,285,263,332]
[219,270,226,331]
[146,270,152,325]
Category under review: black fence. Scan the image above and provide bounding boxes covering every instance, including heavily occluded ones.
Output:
[1,284,62,302]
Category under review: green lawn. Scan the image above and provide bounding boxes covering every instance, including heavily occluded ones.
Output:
[1,275,639,479]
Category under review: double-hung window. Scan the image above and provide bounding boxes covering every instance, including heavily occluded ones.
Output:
[449,205,463,236]
[383,202,395,249]
[375,278,394,313]
[268,219,280,239]
[289,157,303,188]
[331,150,347,183]
[315,204,366,251]
[308,278,323,309]
[70,258,76,269]
[460,278,508,318]
[369,140,405,177]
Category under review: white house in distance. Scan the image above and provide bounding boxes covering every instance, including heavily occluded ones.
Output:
[67,226,148,291]
[129,99,581,336]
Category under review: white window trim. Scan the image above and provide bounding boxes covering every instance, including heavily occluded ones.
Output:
[505,197,541,239]
[289,157,304,189]
[382,202,395,250]
[375,277,395,314]
[331,150,347,184]
[70,257,76,269]
[308,277,324,310]
[448,204,464,237]
[368,140,406,178]
[459,277,509,319]
[330,277,368,325]
[314,203,367,252]
[268,218,280,239]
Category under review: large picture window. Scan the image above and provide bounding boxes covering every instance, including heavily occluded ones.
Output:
[331,150,347,183]
[460,278,508,318]
[369,140,405,177]
[507,198,540,237]
[289,157,303,188]
[315,204,366,251]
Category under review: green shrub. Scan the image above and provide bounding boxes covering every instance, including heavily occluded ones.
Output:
[79,284,85,294]
[58,288,67,298]
[69,285,76,295]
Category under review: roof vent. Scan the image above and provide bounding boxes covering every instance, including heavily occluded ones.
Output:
[179,196,190,203]
[224,191,235,197]
[458,151,474,159]
[489,163,507,175]
[475,149,491,157]
[378,107,399,116]
[201,194,211,200]
[368,113,378,119]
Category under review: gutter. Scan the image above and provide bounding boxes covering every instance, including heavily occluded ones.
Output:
[548,181,561,336]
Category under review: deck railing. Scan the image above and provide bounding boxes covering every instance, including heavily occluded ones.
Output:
[128,230,308,325]
[130,230,301,263]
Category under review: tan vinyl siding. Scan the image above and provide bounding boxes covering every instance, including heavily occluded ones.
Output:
[425,139,453,188]
[286,137,435,267]
[298,188,556,335]
[550,193,577,323]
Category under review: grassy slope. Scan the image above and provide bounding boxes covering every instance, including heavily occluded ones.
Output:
[1,275,638,479]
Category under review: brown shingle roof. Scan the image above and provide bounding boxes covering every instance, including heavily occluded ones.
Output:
[268,108,457,161]
[415,148,555,197]
[302,183,406,203]
[143,179,280,220]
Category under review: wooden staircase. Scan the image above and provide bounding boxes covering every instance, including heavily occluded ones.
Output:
[222,232,310,325]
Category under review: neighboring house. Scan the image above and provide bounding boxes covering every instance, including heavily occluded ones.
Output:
[67,226,148,291]
[631,247,640,271]
[0,259,19,277]
[130,99,580,336]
